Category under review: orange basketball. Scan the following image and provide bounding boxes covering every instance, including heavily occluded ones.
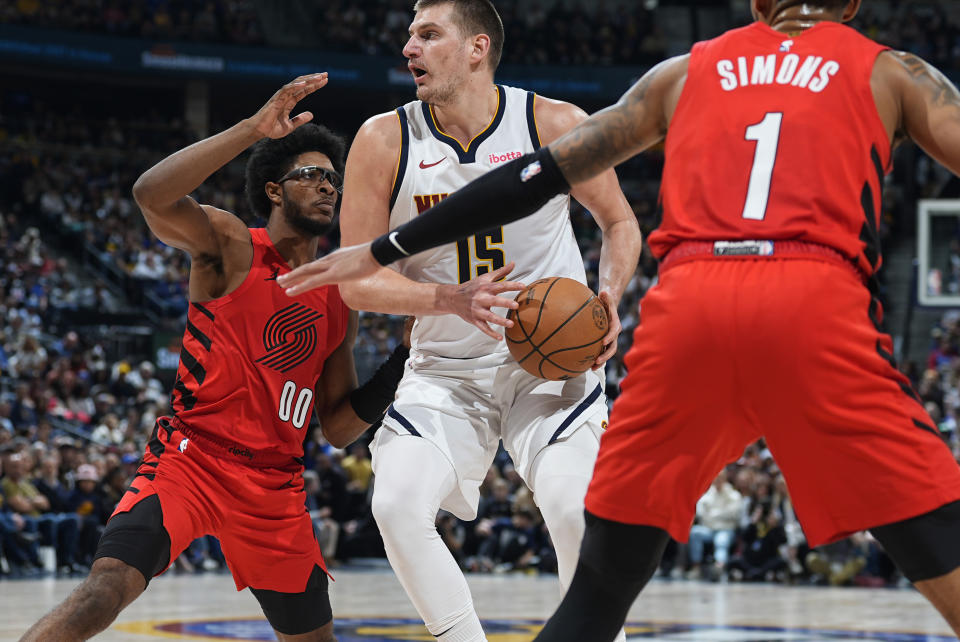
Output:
[505,277,608,381]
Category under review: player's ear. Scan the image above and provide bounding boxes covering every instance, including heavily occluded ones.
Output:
[265,181,283,208]
[840,0,861,23]
[470,33,491,67]
[751,0,774,23]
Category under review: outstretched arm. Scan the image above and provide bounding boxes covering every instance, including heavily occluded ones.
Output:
[278,56,688,293]
[133,74,329,258]
[882,51,960,175]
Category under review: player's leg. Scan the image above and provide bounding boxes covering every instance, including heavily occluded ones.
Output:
[370,366,499,642]
[371,432,486,641]
[533,513,670,642]
[915,569,960,633]
[250,565,336,642]
[752,260,960,633]
[529,261,761,641]
[527,423,601,590]
[869,501,960,633]
[499,367,607,591]
[524,422,631,642]
[20,494,174,641]
[21,419,217,641]
[213,456,343,641]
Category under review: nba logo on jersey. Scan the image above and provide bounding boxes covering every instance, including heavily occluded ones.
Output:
[520,160,542,182]
[780,39,794,52]
[179,438,189,453]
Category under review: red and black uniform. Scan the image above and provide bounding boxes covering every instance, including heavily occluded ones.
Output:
[586,22,960,547]
[103,228,349,592]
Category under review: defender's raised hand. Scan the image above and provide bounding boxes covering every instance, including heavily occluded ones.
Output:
[248,73,329,140]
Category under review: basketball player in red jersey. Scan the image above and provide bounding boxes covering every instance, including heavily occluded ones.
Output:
[21,74,411,642]
[280,0,960,636]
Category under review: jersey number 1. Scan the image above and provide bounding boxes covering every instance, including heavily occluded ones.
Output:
[741,112,783,221]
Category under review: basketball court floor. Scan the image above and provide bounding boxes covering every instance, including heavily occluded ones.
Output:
[0,568,954,641]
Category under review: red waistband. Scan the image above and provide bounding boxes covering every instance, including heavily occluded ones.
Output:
[161,415,302,470]
[659,240,866,281]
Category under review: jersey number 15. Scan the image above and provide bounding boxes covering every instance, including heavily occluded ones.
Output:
[456,227,506,284]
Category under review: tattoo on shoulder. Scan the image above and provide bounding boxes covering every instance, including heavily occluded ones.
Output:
[893,51,960,108]
[553,68,666,184]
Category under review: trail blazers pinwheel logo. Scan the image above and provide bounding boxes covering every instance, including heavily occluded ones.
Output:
[256,303,324,373]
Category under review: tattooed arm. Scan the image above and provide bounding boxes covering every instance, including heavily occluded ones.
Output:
[879,51,960,175]
[277,57,689,292]
[551,55,688,184]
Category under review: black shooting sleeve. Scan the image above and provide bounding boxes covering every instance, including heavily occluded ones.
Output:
[370,147,570,266]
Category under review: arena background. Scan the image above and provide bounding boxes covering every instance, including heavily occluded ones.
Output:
[2,0,960,638]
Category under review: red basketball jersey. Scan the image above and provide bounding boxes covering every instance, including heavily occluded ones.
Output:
[650,22,891,277]
[169,228,349,460]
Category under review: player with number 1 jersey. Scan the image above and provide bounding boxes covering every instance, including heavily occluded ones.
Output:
[650,21,890,279]
[591,19,960,549]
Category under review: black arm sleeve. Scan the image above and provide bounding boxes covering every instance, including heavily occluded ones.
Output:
[348,344,410,424]
[370,146,570,266]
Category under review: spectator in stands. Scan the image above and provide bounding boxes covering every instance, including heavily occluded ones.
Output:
[314,451,350,523]
[1,452,80,574]
[687,469,743,581]
[727,503,788,583]
[33,452,69,514]
[303,469,340,563]
[66,463,106,566]
[0,454,43,576]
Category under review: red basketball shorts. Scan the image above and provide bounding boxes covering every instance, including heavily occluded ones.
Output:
[112,417,326,592]
[586,255,960,547]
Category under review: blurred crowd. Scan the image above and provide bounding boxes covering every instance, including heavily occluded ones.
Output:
[2,0,667,67]
[656,444,901,587]
[853,2,960,71]
[0,0,264,45]
[305,0,667,66]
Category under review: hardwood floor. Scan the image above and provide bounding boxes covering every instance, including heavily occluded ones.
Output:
[0,570,953,641]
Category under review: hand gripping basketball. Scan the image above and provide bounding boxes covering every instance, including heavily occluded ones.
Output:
[505,277,609,380]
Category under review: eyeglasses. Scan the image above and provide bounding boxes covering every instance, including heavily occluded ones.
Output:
[277,165,343,193]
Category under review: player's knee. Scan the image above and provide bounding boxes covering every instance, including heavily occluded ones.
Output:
[539,490,586,543]
[252,565,333,638]
[870,500,960,582]
[579,512,669,586]
[70,561,143,627]
[371,484,432,539]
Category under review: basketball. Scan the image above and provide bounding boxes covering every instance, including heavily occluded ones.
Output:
[505,277,608,381]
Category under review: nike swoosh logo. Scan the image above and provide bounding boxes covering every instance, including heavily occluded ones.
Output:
[264,268,280,281]
[419,158,446,169]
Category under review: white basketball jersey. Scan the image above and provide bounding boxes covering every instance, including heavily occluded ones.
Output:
[389,85,588,359]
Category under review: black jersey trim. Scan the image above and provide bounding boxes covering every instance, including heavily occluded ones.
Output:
[421,85,506,164]
[191,302,215,321]
[526,91,541,151]
[186,319,212,352]
[179,346,206,386]
[386,404,422,437]
[549,383,603,444]
[389,108,410,211]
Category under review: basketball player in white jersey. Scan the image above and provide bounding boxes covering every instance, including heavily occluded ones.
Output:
[340,1,640,640]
